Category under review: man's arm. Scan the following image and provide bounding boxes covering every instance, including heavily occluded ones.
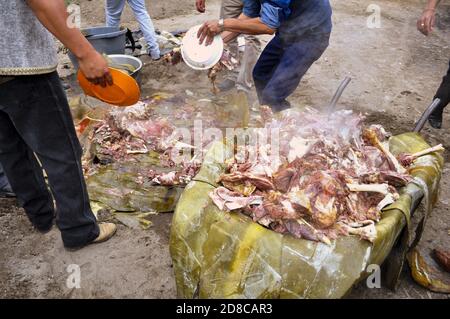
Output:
[198,13,275,45]
[417,0,441,36]
[26,0,112,86]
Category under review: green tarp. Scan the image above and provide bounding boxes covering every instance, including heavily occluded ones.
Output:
[86,157,184,213]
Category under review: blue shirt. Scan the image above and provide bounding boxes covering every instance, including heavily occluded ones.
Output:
[243,0,332,41]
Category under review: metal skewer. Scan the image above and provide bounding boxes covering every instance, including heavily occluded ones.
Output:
[413,98,441,133]
[327,76,352,113]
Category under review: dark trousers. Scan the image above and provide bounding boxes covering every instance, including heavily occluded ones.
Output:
[434,60,450,110]
[0,162,11,191]
[0,72,99,247]
[253,32,330,112]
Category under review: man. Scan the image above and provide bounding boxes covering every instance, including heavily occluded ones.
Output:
[195,0,261,92]
[0,0,116,249]
[106,0,161,60]
[0,163,14,198]
[198,0,332,112]
[418,0,448,129]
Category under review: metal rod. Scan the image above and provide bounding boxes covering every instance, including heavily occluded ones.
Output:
[328,76,352,113]
[413,98,441,133]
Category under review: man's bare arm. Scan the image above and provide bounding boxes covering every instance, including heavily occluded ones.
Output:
[425,0,441,10]
[224,17,275,36]
[26,0,112,86]
[199,13,275,45]
[221,14,252,43]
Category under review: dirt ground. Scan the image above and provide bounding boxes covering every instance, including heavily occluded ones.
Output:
[1,0,449,299]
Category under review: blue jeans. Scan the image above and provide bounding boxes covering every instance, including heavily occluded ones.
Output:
[105,0,160,56]
[0,72,99,247]
[253,32,330,112]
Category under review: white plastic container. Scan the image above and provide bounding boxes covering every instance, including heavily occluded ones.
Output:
[181,25,224,70]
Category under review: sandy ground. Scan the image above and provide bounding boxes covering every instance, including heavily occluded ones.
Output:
[1,0,449,299]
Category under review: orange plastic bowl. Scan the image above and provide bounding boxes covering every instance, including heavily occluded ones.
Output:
[77,68,140,107]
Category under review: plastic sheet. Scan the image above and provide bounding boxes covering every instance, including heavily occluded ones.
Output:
[170,133,444,298]
[86,162,184,213]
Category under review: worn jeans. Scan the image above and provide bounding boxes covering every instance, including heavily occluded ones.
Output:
[0,72,99,247]
[434,60,450,110]
[253,32,330,111]
[221,0,261,91]
[105,0,160,55]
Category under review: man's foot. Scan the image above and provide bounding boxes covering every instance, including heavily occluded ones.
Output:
[91,223,117,244]
[64,223,117,251]
[35,222,54,234]
[428,108,443,129]
[217,79,236,93]
[149,50,161,61]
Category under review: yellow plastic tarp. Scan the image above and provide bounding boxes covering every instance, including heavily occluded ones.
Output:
[169,133,443,298]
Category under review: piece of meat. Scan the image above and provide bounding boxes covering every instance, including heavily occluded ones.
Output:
[209,187,263,211]
[288,137,318,162]
[252,204,268,220]
[221,180,256,196]
[163,47,182,65]
[262,197,301,221]
[288,171,348,229]
[219,172,275,191]
[361,146,390,171]
[311,194,338,228]
[270,221,288,234]
[361,170,412,187]
[284,219,320,242]
[343,192,383,222]
[379,170,413,187]
[433,249,450,273]
[208,63,222,94]
[273,167,296,193]
[260,105,274,123]
[149,162,200,186]
[284,219,331,245]
[368,124,391,141]
[152,171,177,185]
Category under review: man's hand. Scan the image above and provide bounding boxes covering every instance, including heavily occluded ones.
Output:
[78,51,113,87]
[196,0,206,13]
[197,20,221,46]
[26,0,112,86]
[417,9,436,35]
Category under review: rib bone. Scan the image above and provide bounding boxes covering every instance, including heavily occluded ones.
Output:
[347,183,390,195]
[398,144,445,167]
[338,220,377,242]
